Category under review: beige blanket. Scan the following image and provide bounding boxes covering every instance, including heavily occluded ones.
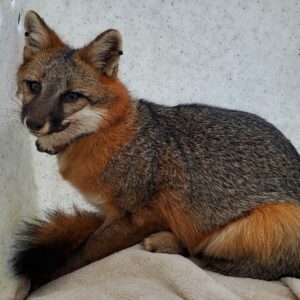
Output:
[1,245,299,300]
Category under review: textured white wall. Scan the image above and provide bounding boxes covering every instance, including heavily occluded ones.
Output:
[0,0,299,290]
[0,0,38,290]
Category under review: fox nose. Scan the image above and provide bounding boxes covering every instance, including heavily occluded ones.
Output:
[26,118,45,131]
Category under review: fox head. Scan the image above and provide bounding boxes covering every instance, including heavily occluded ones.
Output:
[17,11,128,154]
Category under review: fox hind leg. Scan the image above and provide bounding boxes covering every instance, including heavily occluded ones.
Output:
[196,202,300,280]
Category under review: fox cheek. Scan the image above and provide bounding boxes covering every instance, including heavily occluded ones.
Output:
[16,90,24,102]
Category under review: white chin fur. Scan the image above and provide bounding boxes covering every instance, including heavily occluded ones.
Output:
[37,106,106,152]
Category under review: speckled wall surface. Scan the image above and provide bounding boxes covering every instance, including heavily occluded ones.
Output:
[0,0,299,290]
[0,0,38,290]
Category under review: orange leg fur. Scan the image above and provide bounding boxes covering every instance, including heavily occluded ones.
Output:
[198,203,300,261]
[155,190,205,254]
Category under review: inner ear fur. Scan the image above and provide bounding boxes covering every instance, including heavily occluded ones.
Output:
[24,10,64,61]
[79,29,123,78]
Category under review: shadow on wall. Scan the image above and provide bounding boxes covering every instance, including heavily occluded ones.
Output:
[0,1,38,290]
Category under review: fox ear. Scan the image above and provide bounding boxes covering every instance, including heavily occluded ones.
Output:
[24,11,63,60]
[79,29,123,77]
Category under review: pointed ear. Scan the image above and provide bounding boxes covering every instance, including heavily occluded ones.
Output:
[24,11,64,61]
[79,29,123,77]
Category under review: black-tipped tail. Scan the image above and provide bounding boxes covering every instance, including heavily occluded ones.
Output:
[11,210,104,286]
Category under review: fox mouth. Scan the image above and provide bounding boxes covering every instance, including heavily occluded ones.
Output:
[30,122,71,137]
[30,131,48,137]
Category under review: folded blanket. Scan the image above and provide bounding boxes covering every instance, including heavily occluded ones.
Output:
[1,245,299,300]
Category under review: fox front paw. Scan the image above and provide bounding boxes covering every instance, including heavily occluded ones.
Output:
[35,139,57,155]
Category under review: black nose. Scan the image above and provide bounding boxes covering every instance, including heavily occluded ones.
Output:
[26,118,45,131]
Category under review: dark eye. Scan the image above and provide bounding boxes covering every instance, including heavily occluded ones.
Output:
[27,81,41,94]
[64,92,80,103]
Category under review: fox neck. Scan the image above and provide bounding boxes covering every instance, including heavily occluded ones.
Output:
[57,92,137,199]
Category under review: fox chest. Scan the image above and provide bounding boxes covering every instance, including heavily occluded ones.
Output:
[57,152,108,205]
[57,149,151,212]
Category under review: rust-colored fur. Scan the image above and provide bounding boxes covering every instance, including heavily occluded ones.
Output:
[199,203,300,260]
[12,210,104,288]
[154,190,205,253]
[31,210,104,256]
[58,88,136,203]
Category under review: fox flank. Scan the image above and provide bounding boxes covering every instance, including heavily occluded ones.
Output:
[13,11,300,287]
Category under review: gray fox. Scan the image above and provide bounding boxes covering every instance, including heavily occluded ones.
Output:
[12,11,300,288]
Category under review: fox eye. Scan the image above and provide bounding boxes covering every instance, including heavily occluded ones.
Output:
[27,81,41,94]
[64,92,80,103]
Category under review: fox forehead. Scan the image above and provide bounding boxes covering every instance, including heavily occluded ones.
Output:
[42,48,77,79]
[23,49,77,82]
[20,48,102,96]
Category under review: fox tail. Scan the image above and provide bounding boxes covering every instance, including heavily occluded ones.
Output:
[11,208,104,285]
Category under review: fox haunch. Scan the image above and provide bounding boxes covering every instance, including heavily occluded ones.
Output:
[13,11,300,286]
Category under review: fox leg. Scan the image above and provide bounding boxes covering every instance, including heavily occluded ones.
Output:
[143,231,187,255]
[196,202,300,280]
[47,209,166,282]
[156,196,300,280]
